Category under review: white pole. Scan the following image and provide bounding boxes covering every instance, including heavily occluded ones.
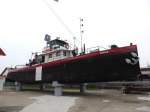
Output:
[80,18,84,53]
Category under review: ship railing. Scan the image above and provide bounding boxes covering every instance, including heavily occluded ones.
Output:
[85,46,107,54]
[15,65,27,69]
[43,46,70,52]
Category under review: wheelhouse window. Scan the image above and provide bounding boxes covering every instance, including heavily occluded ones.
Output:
[56,51,61,57]
[63,51,66,56]
[49,54,52,58]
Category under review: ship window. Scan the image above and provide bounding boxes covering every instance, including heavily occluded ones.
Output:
[63,51,66,56]
[49,54,52,58]
[56,51,61,57]
[67,52,70,56]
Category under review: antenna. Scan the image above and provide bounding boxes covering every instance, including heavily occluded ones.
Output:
[73,37,76,49]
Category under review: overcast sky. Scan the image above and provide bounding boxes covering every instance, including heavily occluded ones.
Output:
[0,0,150,72]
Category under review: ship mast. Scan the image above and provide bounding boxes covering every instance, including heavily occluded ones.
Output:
[80,18,84,53]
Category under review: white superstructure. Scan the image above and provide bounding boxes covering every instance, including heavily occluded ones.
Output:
[29,38,78,65]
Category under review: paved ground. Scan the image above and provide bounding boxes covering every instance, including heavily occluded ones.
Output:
[0,90,44,112]
[68,90,150,112]
[0,89,150,112]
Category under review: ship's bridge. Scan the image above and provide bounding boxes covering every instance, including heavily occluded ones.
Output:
[32,39,75,64]
[46,39,69,49]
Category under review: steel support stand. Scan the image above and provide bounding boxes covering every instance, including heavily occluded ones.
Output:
[0,77,5,91]
[52,81,63,96]
[40,84,46,91]
[80,83,87,93]
[15,82,22,91]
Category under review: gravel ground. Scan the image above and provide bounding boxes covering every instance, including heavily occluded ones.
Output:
[0,89,150,112]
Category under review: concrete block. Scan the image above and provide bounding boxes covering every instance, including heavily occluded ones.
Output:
[0,77,5,91]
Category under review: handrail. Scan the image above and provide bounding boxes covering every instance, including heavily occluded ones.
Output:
[15,65,27,68]
[85,46,107,54]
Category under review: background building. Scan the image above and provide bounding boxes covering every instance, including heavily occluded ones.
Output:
[0,48,6,56]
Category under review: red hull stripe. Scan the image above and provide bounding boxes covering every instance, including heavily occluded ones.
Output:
[10,45,137,73]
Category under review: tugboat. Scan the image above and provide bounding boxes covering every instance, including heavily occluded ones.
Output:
[5,34,141,84]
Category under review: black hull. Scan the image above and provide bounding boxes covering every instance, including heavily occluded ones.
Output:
[6,45,141,84]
